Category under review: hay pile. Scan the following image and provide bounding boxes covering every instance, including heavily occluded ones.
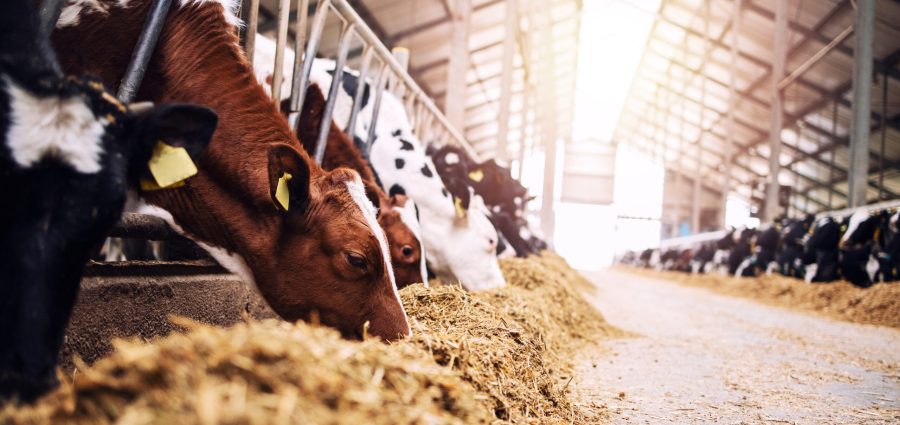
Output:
[3,253,612,424]
[623,267,900,328]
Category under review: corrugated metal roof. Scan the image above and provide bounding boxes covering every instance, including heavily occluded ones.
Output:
[613,0,900,215]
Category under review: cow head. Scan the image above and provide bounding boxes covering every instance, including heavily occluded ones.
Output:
[292,83,426,290]
[259,144,410,340]
[0,74,217,401]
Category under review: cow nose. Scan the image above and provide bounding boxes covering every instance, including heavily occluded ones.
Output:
[401,245,414,257]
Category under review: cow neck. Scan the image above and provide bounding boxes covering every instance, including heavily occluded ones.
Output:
[54,0,318,255]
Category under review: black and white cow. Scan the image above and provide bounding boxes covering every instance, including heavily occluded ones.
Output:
[0,0,217,401]
[428,143,543,258]
[874,211,900,282]
[802,217,842,283]
[839,210,884,287]
[776,215,814,278]
[728,227,756,276]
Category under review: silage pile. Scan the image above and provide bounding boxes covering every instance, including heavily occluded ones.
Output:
[624,267,900,328]
[3,253,614,424]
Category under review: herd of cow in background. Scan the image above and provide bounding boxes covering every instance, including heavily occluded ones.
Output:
[618,209,900,288]
[0,0,546,402]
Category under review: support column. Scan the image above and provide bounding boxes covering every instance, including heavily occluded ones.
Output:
[723,0,741,228]
[764,0,788,223]
[445,0,471,130]
[848,0,875,207]
[537,9,558,243]
[495,0,518,162]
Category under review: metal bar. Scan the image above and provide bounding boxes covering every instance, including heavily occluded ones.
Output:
[879,69,888,200]
[829,100,838,209]
[117,0,173,103]
[364,63,389,157]
[271,0,291,107]
[284,0,310,124]
[314,22,355,164]
[39,0,65,36]
[516,83,531,180]
[290,0,332,130]
[764,0,788,223]
[848,0,875,208]
[345,46,373,138]
[691,0,709,235]
[777,25,854,91]
[243,0,260,61]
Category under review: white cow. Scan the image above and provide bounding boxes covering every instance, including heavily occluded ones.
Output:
[253,37,506,291]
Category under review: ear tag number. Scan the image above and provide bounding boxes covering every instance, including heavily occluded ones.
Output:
[468,169,484,182]
[148,141,198,188]
[276,172,293,211]
[453,196,467,219]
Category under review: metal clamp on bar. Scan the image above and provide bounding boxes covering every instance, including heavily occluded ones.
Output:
[117,0,173,103]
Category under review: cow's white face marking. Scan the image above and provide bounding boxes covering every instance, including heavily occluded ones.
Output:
[344,176,410,336]
[841,210,869,244]
[58,0,242,29]
[444,152,459,165]
[4,77,105,173]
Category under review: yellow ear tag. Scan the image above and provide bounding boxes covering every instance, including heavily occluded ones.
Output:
[148,141,198,188]
[275,172,292,211]
[468,169,484,182]
[139,177,185,191]
[453,196,467,219]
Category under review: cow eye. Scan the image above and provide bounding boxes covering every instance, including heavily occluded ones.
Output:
[346,252,368,270]
[401,245,414,257]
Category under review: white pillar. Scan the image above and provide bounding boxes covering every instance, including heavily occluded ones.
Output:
[444,0,471,130]
[764,0,788,222]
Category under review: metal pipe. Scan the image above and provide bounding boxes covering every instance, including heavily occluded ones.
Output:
[314,22,356,164]
[345,46,373,138]
[829,100,838,209]
[848,0,875,208]
[723,0,740,227]
[271,0,291,107]
[117,0,173,103]
[285,0,310,124]
[291,0,333,130]
[329,0,478,160]
[879,69,887,200]
[364,64,389,158]
[39,0,65,36]
[243,0,260,62]
[777,25,853,91]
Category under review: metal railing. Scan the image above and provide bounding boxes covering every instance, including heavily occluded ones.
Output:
[242,0,480,164]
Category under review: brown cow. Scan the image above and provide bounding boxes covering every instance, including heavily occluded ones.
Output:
[51,0,410,340]
[295,84,427,289]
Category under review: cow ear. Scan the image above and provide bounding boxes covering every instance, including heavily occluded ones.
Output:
[132,104,218,160]
[267,143,311,214]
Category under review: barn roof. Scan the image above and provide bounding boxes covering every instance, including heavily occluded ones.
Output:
[612,0,900,215]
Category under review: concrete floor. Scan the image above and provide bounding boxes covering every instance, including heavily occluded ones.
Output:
[573,269,900,424]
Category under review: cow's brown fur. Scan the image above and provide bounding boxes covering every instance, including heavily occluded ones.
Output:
[51,0,409,340]
[296,84,424,288]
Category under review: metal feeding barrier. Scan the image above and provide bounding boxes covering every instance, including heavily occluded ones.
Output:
[242,0,480,164]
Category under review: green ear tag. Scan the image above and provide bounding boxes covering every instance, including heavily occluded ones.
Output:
[148,141,198,188]
[276,172,293,211]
